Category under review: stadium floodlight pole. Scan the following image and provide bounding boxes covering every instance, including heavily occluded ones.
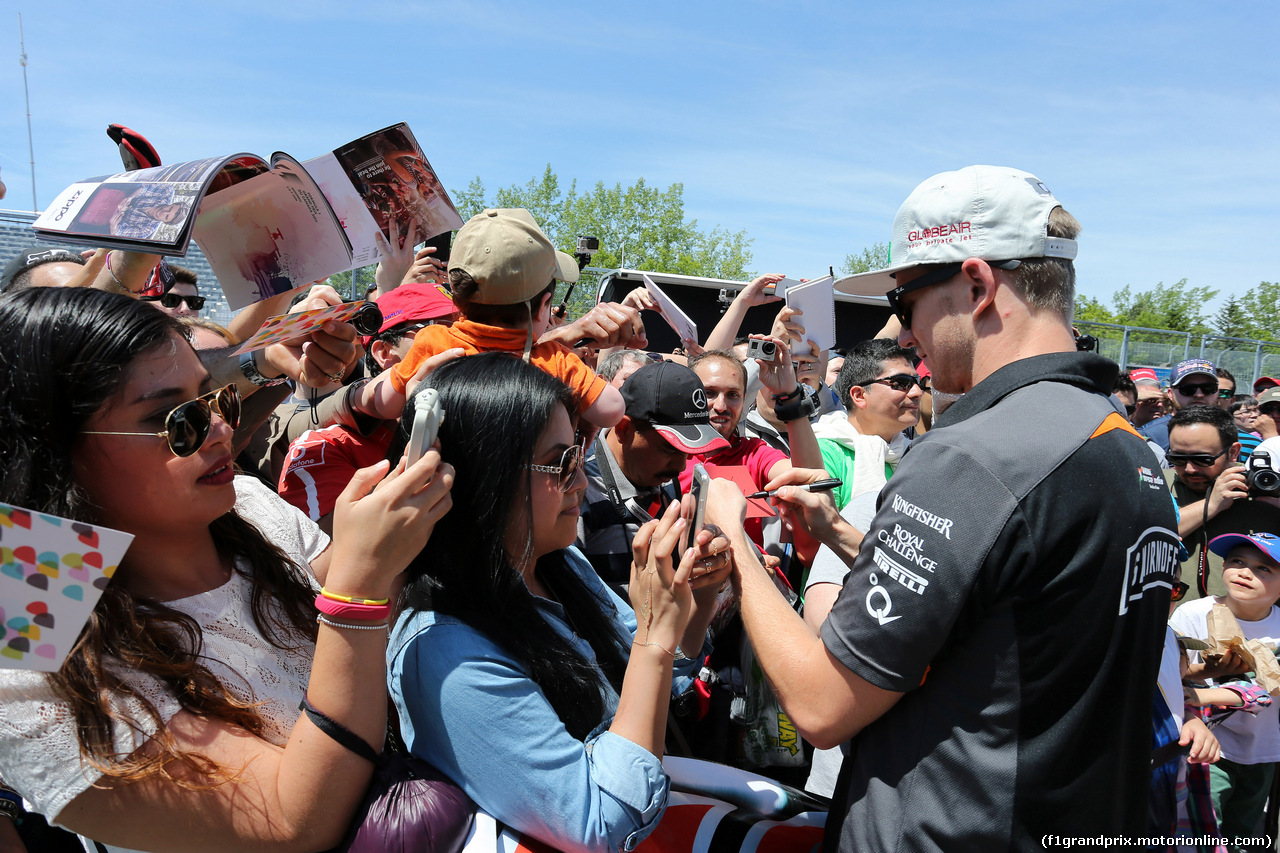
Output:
[19,13,37,212]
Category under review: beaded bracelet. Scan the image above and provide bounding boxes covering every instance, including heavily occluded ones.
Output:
[316,613,389,632]
[320,587,389,606]
[315,593,390,621]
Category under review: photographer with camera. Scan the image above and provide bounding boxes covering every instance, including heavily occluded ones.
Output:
[1166,405,1280,599]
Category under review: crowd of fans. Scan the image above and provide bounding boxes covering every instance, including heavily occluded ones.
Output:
[0,159,1276,853]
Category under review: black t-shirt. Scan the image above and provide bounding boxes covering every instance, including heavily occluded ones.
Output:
[821,352,1180,852]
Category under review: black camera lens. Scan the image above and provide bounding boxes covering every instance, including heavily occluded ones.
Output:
[351,301,384,336]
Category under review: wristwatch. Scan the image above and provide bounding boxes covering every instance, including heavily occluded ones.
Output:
[774,385,819,422]
[239,351,288,387]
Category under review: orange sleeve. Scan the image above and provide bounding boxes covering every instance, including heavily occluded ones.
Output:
[533,344,607,413]
[389,325,456,394]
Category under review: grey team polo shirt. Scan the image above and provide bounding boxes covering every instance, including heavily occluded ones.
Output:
[822,352,1180,852]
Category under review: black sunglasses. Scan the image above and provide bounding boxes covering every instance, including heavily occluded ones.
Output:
[858,373,923,393]
[84,384,241,457]
[886,264,962,329]
[527,442,585,492]
[145,292,206,311]
[1166,448,1229,469]
[1218,388,1235,399]
[1174,381,1218,398]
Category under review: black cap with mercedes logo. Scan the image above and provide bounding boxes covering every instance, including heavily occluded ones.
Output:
[620,362,729,454]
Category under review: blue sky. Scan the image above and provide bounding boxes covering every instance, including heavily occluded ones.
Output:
[1,1,1275,310]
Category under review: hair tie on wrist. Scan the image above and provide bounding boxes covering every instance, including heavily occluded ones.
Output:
[315,593,390,621]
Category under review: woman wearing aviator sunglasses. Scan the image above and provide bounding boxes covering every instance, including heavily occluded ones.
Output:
[388,353,730,853]
[0,287,453,851]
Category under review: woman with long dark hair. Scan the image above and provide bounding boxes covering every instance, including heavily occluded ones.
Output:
[0,286,453,852]
[389,353,728,853]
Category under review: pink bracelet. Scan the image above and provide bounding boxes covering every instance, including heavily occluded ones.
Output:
[314,594,390,622]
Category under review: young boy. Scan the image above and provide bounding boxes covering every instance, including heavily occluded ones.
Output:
[1170,531,1280,847]
[359,208,624,426]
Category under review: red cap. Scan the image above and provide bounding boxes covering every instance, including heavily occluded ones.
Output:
[1129,368,1159,385]
[361,284,456,347]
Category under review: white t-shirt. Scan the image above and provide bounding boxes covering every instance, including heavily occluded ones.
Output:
[0,477,328,839]
[1169,595,1280,763]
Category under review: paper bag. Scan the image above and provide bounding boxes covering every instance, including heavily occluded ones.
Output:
[1204,602,1280,694]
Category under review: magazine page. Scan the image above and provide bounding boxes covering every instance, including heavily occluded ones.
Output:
[32,154,266,255]
[193,155,354,310]
[304,152,387,268]
[642,273,699,347]
[327,122,463,253]
[783,275,835,356]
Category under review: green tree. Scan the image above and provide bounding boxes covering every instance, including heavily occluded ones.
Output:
[840,242,889,276]
[1213,295,1251,339]
[1073,294,1116,324]
[1238,281,1280,342]
[1109,279,1218,335]
[453,165,754,303]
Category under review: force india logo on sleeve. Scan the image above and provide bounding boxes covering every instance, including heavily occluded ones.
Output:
[1118,527,1181,615]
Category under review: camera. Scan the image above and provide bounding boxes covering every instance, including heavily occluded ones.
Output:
[1247,450,1280,497]
[746,338,778,361]
[344,299,384,337]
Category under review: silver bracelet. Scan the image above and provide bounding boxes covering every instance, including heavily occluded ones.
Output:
[316,614,389,632]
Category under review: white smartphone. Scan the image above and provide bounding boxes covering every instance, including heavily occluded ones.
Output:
[405,388,444,466]
[685,463,710,553]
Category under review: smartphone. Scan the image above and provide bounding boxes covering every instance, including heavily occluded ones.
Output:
[685,463,710,553]
[405,388,444,466]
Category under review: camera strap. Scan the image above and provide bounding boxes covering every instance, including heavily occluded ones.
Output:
[1197,497,1211,598]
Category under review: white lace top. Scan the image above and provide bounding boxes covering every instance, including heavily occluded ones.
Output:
[0,476,329,826]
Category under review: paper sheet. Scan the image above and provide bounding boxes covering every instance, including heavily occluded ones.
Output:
[233,301,370,355]
[0,505,133,672]
[783,275,835,356]
[643,274,699,347]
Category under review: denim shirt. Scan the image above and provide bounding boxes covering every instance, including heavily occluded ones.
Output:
[388,547,708,853]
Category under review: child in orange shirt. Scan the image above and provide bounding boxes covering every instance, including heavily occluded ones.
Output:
[361,208,623,427]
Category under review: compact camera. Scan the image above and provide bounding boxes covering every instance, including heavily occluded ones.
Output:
[746,338,778,361]
[1247,450,1280,497]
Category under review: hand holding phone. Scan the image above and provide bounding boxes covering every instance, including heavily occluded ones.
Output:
[405,388,444,466]
[685,463,710,553]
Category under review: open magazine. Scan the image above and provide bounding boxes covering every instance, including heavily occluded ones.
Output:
[33,123,462,309]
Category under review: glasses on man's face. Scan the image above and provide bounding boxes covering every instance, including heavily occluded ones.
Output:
[1219,387,1235,400]
[858,373,923,393]
[1174,381,1218,398]
[1166,448,1229,469]
[886,264,962,330]
[528,442,585,492]
[1124,404,1137,416]
[84,384,241,458]
[1171,581,1189,602]
[145,293,205,311]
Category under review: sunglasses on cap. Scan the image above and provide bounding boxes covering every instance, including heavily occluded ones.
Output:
[84,384,241,457]
[144,292,206,311]
[1166,448,1229,469]
[1173,380,1218,397]
[527,442,585,492]
[858,373,923,393]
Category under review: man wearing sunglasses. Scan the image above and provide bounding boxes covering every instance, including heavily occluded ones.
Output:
[1165,405,1280,600]
[1136,358,1221,453]
[729,166,1180,851]
[141,265,204,318]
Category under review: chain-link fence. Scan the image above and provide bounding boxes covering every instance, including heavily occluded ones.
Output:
[1075,320,1280,388]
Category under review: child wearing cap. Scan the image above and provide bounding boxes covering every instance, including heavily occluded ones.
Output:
[1170,532,1280,846]
[363,208,623,428]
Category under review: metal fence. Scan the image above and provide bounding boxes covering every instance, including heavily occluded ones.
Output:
[1075,320,1280,387]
